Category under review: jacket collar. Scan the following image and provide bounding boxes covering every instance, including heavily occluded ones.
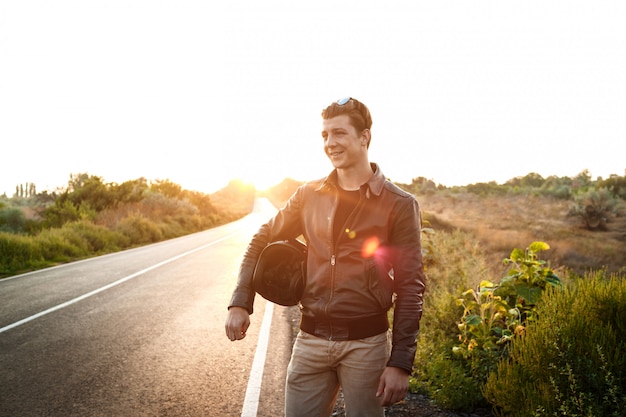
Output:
[315,163,386,197]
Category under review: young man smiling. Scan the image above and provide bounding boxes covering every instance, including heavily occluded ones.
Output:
[225,97,426,417]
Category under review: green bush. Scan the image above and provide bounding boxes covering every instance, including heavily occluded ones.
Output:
[0,177,254,277]
[568,187,620,230]
[0,207,27,233]
[416,348,483,410]
[412,239,564,412]
[116,214,164,244]
[35,227,89,262]
[64,221,127,253]
[412,230,492,410]
[483,271,626,416]
[0,232,45,275]
[447,243,560,407]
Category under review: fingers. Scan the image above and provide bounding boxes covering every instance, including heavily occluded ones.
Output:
[375,378,385,400]
[377,386,407,407]
[224,323,242,340]
[227,328,246,341]
[225,307,250,342]
[225,320,247,341]
[380,387,407,407]
[376,367,409,407]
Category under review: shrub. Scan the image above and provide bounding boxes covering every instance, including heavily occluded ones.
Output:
[412,241,561,411]
[35,227,89,262]
[412,229,492,410]
[452,242,561,385]
[0,232,44,275]
[0,177,253,277]
[116,214,164,245]
[415,348,483,410]
[0,207,27,233]
[465,182,508,196]
[483,271,626,416]
[597,173,626,199]
[64,221,127,253]
[568,187,619,230]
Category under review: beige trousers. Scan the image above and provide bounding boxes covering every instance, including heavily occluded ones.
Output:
[285,330,391,417]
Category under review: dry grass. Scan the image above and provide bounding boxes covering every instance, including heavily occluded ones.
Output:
[419,192,626,276]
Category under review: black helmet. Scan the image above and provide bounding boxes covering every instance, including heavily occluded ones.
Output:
[252,239,307,306]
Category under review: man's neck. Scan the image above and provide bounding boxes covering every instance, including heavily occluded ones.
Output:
[337,162,374,191]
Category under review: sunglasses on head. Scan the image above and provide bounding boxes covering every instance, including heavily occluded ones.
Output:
[336,97,352,106]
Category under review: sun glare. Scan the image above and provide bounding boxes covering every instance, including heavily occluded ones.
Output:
[238,172,286,192]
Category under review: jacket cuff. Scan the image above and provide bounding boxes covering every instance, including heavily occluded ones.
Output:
[386,349,415,374]
[228,289,255,315]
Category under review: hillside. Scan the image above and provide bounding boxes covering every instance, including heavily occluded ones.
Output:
[420,192,626,276]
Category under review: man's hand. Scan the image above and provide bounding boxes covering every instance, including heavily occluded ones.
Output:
[376,366,409,407]
[225,306,250,341]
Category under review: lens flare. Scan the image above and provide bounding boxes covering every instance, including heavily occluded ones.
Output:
[361,236,380,258]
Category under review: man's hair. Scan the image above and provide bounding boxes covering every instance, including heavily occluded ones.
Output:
[321,98,373,140]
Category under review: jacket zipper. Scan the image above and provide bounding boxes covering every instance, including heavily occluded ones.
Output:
[324,188,367,322]
[325,190,340,320]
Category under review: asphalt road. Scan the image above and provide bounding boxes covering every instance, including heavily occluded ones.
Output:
[0,198,293,417]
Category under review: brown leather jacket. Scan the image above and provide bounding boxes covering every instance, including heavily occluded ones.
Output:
[229,164,426,373]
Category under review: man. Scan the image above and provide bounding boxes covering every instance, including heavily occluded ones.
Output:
[225,97,426,417]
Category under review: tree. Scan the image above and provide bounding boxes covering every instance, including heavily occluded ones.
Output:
[150,179,183,199]
[572,169,592,191]
[506,173,545,188]
[597,173,626,199]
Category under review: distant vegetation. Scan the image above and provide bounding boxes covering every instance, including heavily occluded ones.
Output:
[396,169,626,230]
[0,174,255,277]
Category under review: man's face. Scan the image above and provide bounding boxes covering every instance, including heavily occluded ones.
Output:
[321,115,368,170]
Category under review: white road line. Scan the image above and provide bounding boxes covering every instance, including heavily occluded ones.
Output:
[241,301,274,417]
[0,232,238,334]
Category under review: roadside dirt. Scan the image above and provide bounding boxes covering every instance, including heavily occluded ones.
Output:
[332,391,491,417]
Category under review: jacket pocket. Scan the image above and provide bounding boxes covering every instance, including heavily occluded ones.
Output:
[366,259,394,310]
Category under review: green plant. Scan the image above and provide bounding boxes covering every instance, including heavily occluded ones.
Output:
[420,226,437,268]
[0,232,45,275]
[116,214,164,244]
[448,242,561,411]
[0,207,27,233]
[533,345,623,417]
[454,242,560,366]
[418,350,484,410]
[412,229,492,410]
[453,280,520,377]
[496,241,561,323]
[483,271,626,416]
[597,173,626,199]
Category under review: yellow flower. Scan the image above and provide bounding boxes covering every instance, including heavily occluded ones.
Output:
[468,339,478,352]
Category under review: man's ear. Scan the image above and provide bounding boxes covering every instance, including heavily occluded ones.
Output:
[361,129,371,146]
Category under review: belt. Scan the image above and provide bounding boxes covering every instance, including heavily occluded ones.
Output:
[300,313,389,341]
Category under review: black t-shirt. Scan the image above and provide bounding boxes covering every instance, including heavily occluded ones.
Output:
[333,187,361,242]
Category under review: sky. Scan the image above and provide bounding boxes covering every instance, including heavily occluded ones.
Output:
[1,1,625,196]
